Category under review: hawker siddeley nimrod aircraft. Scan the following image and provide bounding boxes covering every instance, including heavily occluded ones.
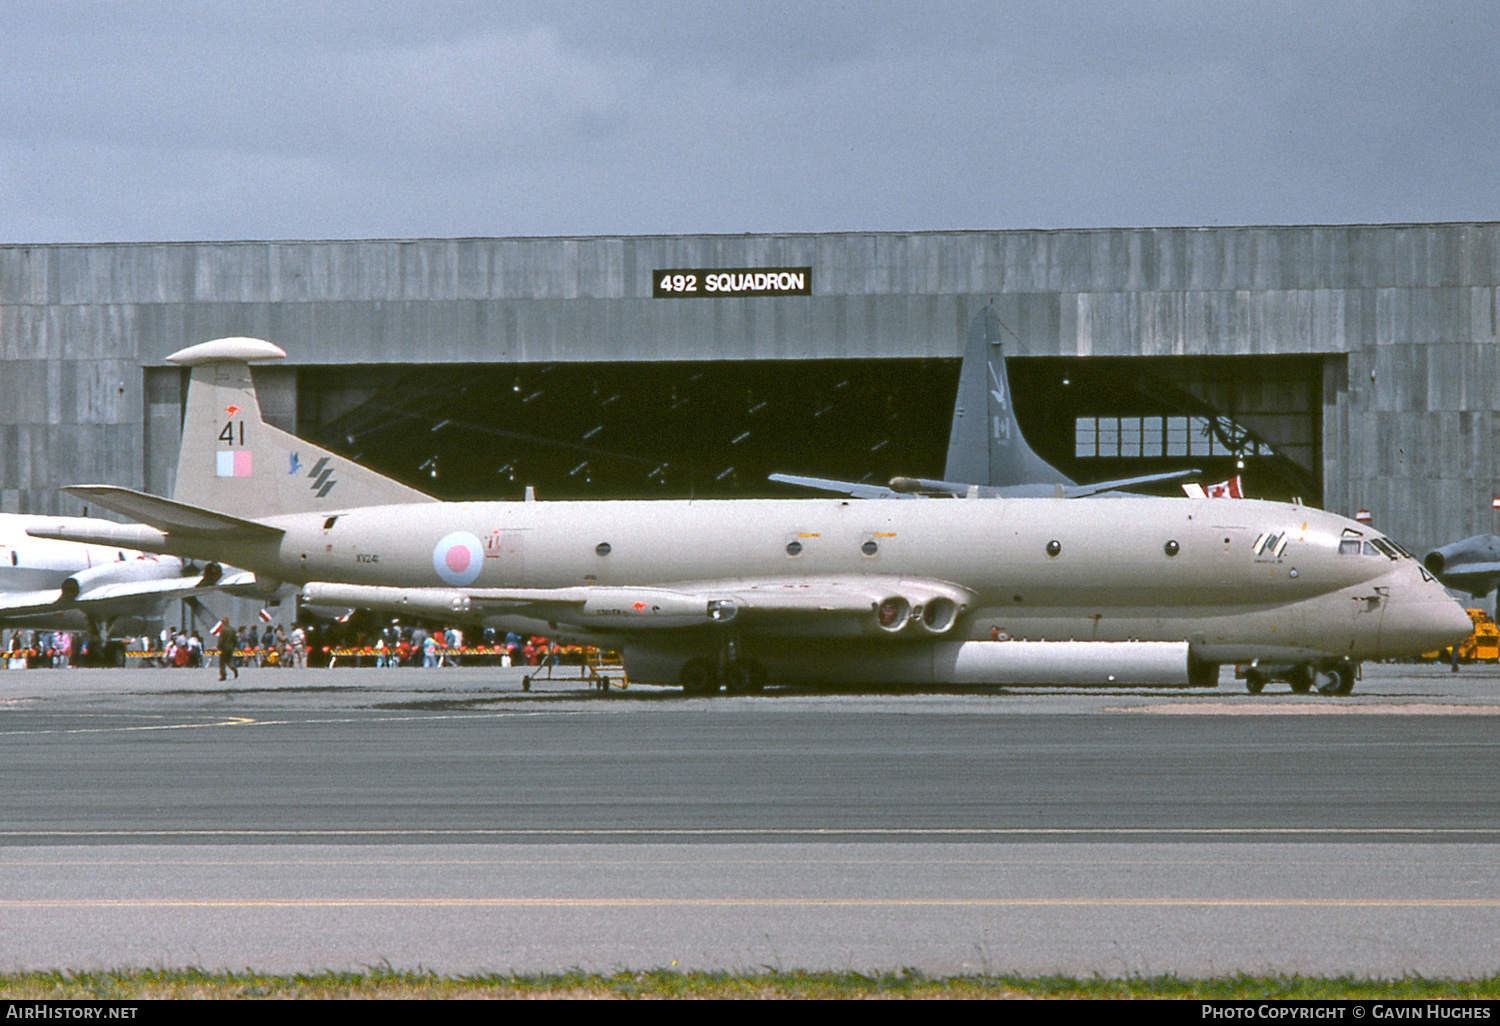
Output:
[27,338,1470,695]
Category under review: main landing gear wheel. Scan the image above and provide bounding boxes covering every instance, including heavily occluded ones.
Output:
[680,659,719,695]
[1245,669,1265,694]
[723,660,766,694]
[1288,666,1313,694]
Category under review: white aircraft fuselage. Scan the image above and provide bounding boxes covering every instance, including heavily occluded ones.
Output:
[43,495,1465,668]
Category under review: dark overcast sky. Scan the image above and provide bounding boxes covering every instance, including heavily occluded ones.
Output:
[2,1,1495,242]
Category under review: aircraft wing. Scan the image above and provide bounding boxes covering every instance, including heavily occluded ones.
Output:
[0,559,236,624]
[1062,469,1203,498]
[767,474,904,499]
[774,470,1200,500]
[302,575,976,635]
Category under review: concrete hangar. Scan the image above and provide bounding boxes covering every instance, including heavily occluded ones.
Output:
[1,223,1497,563]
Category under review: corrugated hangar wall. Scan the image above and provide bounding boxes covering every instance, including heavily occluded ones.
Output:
[0,225,1497,555]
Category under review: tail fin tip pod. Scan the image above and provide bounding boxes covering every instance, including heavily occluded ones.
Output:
[168,336,438,517]
[167,337,288,366]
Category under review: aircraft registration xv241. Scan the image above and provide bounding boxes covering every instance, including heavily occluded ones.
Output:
[29,338,1471,695]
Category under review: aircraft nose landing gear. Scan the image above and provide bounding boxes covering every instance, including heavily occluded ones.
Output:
[1314,661,1355,696]
[1240,658,1357,696]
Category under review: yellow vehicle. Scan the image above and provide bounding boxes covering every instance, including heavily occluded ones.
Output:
[1428,609,1500,663]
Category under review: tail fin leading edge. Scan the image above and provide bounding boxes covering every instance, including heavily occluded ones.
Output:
[168,337,437,518]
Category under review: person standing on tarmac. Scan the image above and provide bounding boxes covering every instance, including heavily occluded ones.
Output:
[217,625,238,681]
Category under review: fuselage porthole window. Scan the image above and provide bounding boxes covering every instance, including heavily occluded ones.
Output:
[596,542,612,557]
[1046,540,1062,557]
[786,541,803,556]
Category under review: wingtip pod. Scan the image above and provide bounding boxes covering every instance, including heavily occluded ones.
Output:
[167,338,286,366]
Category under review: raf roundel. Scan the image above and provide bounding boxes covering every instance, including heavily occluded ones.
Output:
[432,532,484,586]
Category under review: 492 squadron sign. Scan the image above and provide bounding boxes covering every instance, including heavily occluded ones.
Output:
[654,266,812,298]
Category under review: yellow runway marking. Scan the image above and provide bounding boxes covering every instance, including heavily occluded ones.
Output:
[0,716,257,736]
[0,710,522,736]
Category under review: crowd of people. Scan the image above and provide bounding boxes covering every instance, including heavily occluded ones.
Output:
[5,629,81,668]
[201,623,307,669]
[1,623,579,672]
[334,625,576,669]
[0,626,298,670]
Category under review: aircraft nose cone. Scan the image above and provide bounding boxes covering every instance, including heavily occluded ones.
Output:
[1413,594,1476,655]
[1378,576,1474,658]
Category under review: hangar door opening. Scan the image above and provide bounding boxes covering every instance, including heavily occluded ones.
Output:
[278,355,1328,505]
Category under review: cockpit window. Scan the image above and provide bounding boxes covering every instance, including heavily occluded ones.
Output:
[1338,526,1414,560]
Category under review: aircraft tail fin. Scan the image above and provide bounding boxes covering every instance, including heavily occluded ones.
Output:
[945,306,1073,490]
[168,338,437,518]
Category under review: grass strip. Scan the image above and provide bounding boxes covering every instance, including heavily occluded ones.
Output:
[0,967,1498,1000]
